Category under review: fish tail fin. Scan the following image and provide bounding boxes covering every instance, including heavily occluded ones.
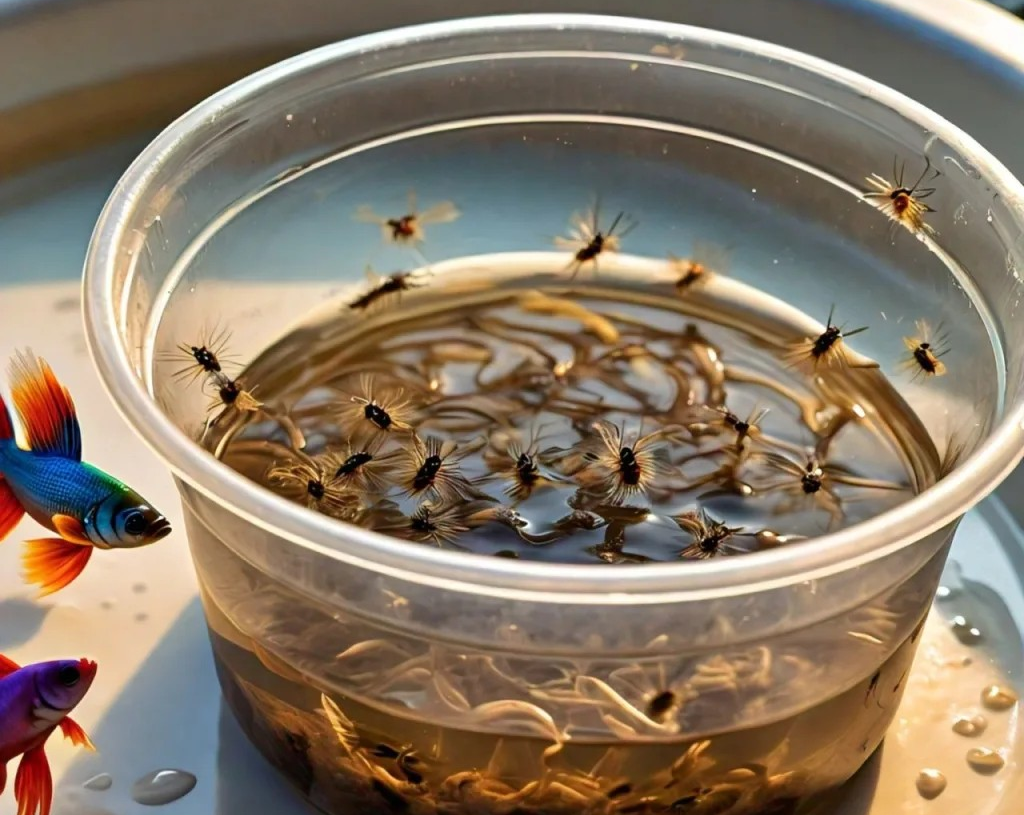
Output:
[22,538,93,597]
[0,479,26,545]
[8,351,82,461]
[0,380,28,544]
[0,387,12,440]
[13,746,52,815]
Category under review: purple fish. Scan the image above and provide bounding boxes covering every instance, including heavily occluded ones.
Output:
[0,653,97,815]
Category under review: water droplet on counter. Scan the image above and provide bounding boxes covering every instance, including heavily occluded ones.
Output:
[966,747,1004,775]
[981,684,1018,711]
[951,615,983,645]
[952,714,987,737]
[135,613,149,623]
[132,583,147,594]
[915,769,947,799]
[131,770,197,806]
[83,773,113,791]
[99,600,115,611]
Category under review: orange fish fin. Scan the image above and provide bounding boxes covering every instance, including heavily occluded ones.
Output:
[50,514,90,546]
[22,538,93,597]
[0,478,26,543]
[8,351,82,461]
[0,653,21,678]
[59,717,95,751]
[0,388,13,440]
[13,746,52,815]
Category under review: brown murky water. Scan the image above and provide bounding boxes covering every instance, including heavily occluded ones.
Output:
[189,263,946,814]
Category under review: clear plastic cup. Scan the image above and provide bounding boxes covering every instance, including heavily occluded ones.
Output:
[83,14,1024,815]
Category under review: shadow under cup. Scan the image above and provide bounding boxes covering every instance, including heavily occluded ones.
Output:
[83,14,1024,815]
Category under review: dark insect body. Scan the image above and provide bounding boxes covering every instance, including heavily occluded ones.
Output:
[618,447,642,487]
[800,463,824,494]
[786,305,870,371]
[863,157,939,233]
[348,272,419,311]
[365,404,394,431]
[387,216,417,241]
[413,456,444,492]
[646,690,678,722]
[555,201,637,278]
[164,324,236,384]
[901,319,949,379]
[335,452,375,477]
[189,345,222,375]
[515,452,539,487]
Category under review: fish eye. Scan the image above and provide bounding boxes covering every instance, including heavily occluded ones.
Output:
[58,665,81,687]
[123,511,148,536]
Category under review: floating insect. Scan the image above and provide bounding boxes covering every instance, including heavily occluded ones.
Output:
[482,425,561,501]
[554,200,637,278]
[0,653,98,815]
[863,157,939,234]
[266,454,360,519]
[395,435,477,501]
[371,499,470,546]
[321,439,400,494]
[347,267,429,311]
[711,405,769,448]
[339,375,415,442]
[161,323,237,384]
[645,690,681,723]
[0,352,171,595]
[574,421,675,504]
[901,319,949,379]
[785,305,872,371]
[674,508,746,559]
[669,241,731,292]
[206,372,263,416]
[354,189,460,247]
[761,452,905,527]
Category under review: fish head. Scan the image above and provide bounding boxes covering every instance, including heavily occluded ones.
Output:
[86,488,172,550]
[32,658,98,717]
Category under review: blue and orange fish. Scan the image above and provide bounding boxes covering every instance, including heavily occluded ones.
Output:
[0,653,97,815]
[0,351,171,595]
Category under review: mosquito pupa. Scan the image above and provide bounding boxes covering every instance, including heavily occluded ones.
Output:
[347,267,428,311]
[863,157,939,234]
[900,319,949,379]
[395,435,478,501]
[340,374,416,441]
[784,305,871,371]
[162,323,238,385]
[575,421,675,504]
[266,454,361,519]
[675,508,746,560]
[354,189,460,247]
[553,199,637,279]
[320,438,401,494]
